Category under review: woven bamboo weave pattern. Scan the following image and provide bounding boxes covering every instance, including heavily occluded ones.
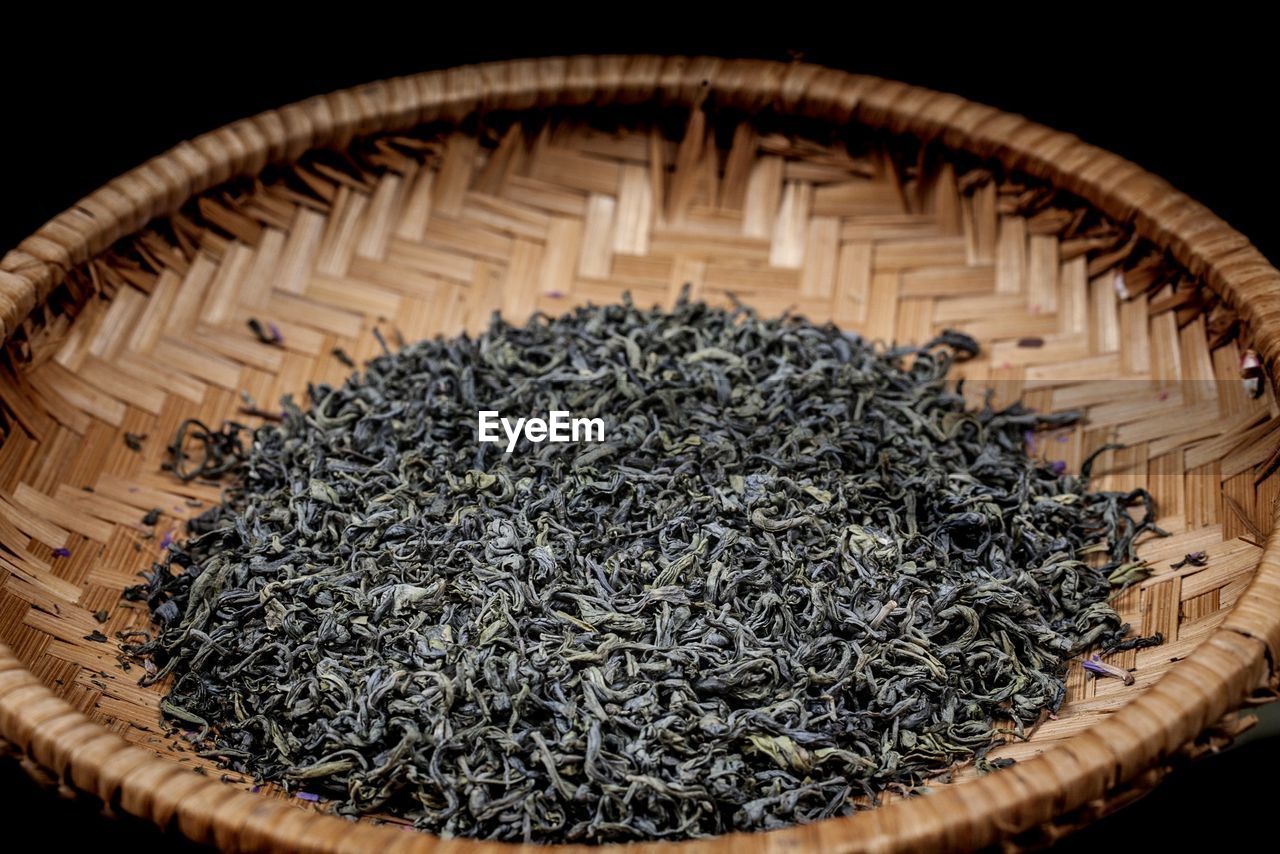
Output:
[0,57,1277,853]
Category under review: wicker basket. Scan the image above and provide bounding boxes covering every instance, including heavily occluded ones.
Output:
[1,56,1278,853]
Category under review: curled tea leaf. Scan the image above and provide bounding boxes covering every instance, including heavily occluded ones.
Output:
[124,294,1158,843]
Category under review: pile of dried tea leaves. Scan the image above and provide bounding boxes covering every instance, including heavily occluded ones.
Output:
[125,294,1158,843]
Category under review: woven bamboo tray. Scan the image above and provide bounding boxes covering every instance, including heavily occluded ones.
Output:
[1,56,1278,853]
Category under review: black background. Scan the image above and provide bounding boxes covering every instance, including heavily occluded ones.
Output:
[1,31,1275,852]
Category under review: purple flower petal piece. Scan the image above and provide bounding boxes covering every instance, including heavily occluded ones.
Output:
[1050,460,1067,475]
[296,791,321,802]
[52,547,71,558]
[268,321,284,343]
[1082,654,1135,685]
[545,290,564,299]
[160,531,174,550]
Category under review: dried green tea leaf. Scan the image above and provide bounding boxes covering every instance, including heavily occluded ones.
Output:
[124,294,1158,843]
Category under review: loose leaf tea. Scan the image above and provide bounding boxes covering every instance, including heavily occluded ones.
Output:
[125,294,1157,843]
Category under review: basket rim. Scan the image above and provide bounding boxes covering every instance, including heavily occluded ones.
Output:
[0,54,1277,853]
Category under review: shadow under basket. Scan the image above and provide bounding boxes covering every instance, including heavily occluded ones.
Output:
[2,56,1280,853]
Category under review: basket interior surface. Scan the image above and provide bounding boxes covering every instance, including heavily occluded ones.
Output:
[0,94,1276,839]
